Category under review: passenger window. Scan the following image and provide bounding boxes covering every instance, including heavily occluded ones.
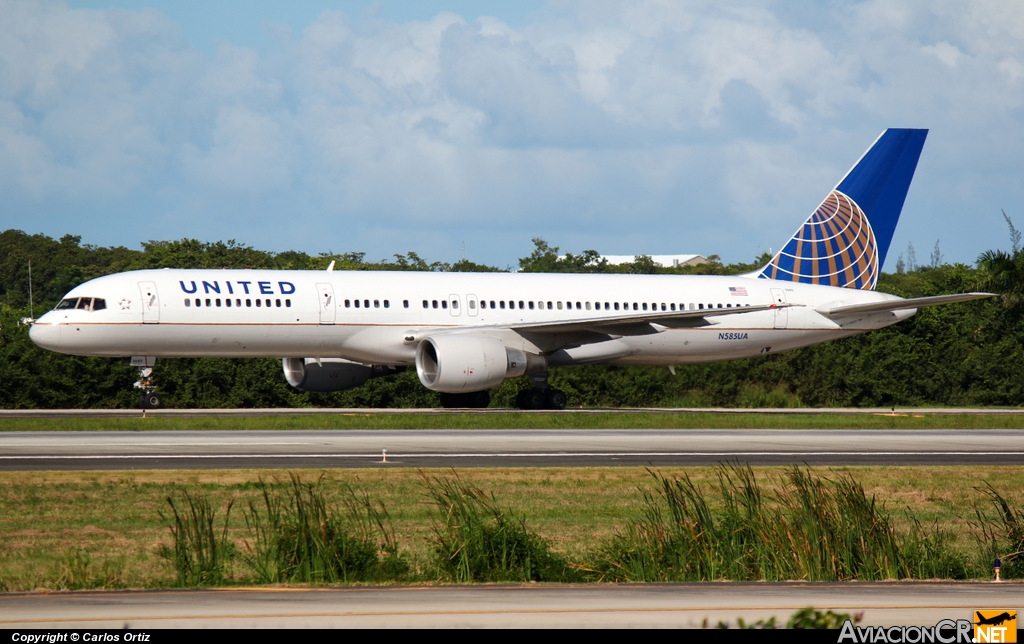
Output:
[432,300,439,309]
[614,302,620,310]
[246,299,252,307]
[556,302,562,310]
[500,301,506,309]
[452,300,458,309]
[345,300,351,308]
[285,299,291,307]
[266,299,271,307]
[470,301,477,310]
[206,298,212,307]
[528,301,534,310]
[518,301,524,309]
[384,300,389,308]
[185,299,191,307]
[355,300,360,308]
[374,300,380,308]
[442,300,448,309]
[216,299,221,307]
[403,300,409,308]
[276,299,282,307]
[256,299,261,307]
[585,302,591,310]
[423,300,429,308]
[226,299,231,308]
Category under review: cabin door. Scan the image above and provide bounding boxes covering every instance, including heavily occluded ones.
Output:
[770,288,788,329]
[317,283,336,324]
[138,281,159,323]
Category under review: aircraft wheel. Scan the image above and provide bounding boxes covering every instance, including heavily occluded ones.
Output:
[470,390,491,408]
[139,393,162,409]
[516,389,545,410]
[439,393,458,408]
[439,391,490,408]
[545,388,567,410]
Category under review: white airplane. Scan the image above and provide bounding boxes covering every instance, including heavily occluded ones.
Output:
[29,128,990,409]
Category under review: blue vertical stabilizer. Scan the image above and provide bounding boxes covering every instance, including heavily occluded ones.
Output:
[759,128,928,290]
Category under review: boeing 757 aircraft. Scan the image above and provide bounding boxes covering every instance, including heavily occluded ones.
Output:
[29,129,990,409]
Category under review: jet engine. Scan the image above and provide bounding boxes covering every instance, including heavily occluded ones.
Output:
[282,357,400,393]
[415,335,542,393]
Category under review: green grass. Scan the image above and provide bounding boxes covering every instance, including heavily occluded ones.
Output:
[240,473,408,583]
[1,465,1023,590]
[591,465,969,582]
[3,410,1024,431]
[424,472,575,582]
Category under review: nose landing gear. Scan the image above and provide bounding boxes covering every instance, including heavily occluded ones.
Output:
[126,356,162,408]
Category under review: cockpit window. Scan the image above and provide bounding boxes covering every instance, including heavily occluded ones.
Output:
[55,297,106,311]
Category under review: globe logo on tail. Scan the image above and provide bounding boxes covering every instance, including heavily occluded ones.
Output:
[760,190,879,290]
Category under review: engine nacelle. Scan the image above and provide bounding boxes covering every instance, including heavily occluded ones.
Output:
[282,358,398,393]
[415,335,541,393]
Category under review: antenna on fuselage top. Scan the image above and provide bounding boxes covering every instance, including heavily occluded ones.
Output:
[326,260,336,272]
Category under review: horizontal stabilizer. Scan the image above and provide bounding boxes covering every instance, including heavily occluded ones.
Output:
[819,292,993,318]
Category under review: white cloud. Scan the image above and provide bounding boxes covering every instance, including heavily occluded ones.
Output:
[1,0,1023,268]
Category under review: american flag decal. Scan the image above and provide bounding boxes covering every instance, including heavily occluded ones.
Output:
[729,286,748,296]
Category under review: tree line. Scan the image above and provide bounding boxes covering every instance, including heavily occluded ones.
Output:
[1,228,1021,409]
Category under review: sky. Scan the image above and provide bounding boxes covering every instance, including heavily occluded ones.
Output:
[2,0,1023,271]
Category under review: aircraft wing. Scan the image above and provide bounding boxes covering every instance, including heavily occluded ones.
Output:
[818,292,993,318]
[507,302,793,335]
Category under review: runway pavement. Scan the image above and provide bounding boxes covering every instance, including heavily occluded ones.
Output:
[2,582,1021,628]
[1,429,1024,470]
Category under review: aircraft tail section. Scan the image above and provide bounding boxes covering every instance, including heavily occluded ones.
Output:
[759,128,928,290]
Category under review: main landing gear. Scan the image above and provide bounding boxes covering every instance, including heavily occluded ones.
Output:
[435,373,568,411]
[126,356,162,409]
[439,390,491,409]
[515,373,567,410]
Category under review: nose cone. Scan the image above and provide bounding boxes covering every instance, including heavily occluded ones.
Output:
[29,321,61,351]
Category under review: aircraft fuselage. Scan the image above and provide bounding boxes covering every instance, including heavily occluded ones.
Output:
[29,268,913,366]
